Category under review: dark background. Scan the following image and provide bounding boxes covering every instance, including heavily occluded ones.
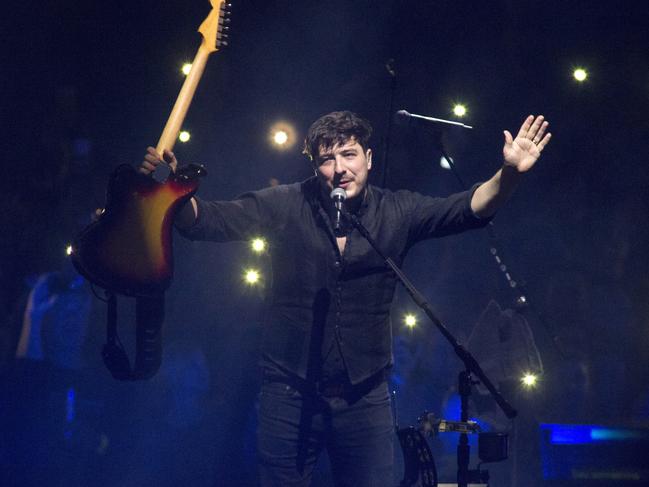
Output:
[2,1,648,485]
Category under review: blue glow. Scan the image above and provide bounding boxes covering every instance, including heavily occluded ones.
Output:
[66,387,76,423]
[541,423,649,445]
[591,428,646,440]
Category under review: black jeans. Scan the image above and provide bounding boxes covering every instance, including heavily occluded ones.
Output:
[257,377,394,486]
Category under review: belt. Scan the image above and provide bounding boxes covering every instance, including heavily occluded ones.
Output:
[263,368,387,399]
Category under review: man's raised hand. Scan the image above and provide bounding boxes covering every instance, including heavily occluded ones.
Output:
[503,115,551,173]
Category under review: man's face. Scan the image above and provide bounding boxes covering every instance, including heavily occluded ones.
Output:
[315,138,372,200]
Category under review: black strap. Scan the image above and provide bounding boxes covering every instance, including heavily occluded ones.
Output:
[102,293,164,381]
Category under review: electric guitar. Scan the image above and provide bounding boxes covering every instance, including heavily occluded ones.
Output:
[72,1,231,298]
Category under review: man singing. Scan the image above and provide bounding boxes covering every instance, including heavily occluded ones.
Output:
[140,110,551,486]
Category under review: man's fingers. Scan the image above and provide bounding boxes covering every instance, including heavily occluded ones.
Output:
[537,133,552,151]
[516,115,534,139]
[533,121,549,142]
[144,153,161,163]
[504,130,513,145]
[141,146,178,175]
[141,146,163,175]
[162,149,177,165]
[138,160,157,174]
[526,115,544,139]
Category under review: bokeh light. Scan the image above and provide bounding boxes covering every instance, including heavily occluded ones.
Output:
[251,237,267,253]
[268,122,297,150]
[181,63,192,76]
[521,372,539,389]
[244,269,261,285]
[452,104,467,117]
[573,68,588,82]
[179,130,191,143]
[404,314,417,328]
[273,130,288,146]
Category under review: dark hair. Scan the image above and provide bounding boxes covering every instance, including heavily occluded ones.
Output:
[303,111,373,162]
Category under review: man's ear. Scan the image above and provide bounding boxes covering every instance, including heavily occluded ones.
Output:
[366,149,373,170]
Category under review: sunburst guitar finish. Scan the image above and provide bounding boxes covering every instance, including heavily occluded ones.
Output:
[72,164,205,297]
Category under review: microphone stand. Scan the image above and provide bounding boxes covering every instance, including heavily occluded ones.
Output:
[381,59,398,188]
[438,142,530,308]
[341,208,517,487]
[435,137,565,357]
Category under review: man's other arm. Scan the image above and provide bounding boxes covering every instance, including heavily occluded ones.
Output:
[471,115,551,218]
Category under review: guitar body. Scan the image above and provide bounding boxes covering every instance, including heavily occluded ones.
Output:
[71,163,205,297]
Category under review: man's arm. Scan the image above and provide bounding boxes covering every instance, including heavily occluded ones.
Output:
[471,115,551,218]
[139,146,198,228]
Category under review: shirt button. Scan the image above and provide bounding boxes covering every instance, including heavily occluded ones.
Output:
[334,261,341,268]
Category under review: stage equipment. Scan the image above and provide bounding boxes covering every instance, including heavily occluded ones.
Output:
[466,300,543,393]
[539,423,649,485]
[399,411,509,486]
[398,426,438,487]
[71,1,231,380]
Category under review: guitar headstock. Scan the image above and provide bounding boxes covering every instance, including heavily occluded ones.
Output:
[198,0,232,53]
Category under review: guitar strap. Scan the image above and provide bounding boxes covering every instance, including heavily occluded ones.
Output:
[102,293,164,381]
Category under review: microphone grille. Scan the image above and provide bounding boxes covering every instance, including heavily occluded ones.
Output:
[394,109,411,126]
[330,187,347,200]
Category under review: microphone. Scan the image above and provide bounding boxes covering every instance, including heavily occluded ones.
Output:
[330,187,347,232]
[394,109,473,129]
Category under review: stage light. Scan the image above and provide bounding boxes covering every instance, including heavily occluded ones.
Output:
[521,372,538,388]
[179,131,191,143]
[573,68,588,82]
[66,244,73,256]
[273,130,289,146]
[251,237,267,253]
[181,63,192,76]
[268,121,297,150]
[244,269,261,285]
[404,314,417,328]
[453,104,467,117]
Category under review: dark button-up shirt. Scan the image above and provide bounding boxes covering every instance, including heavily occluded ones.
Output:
[178,176,488,385]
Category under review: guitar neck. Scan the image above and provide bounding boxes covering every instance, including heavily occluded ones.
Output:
[155,0,229,157]
[156,45,211,157]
